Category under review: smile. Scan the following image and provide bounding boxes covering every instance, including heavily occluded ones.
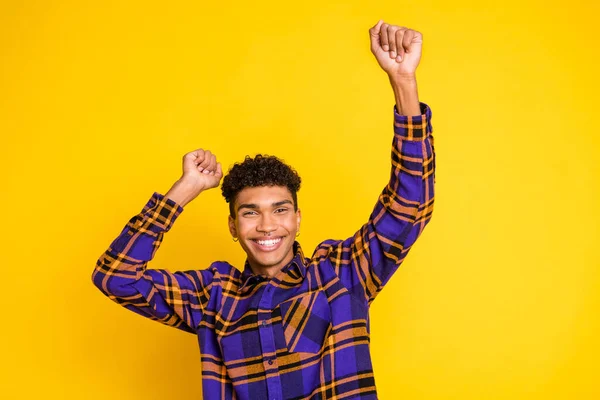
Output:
[251,237,283,251]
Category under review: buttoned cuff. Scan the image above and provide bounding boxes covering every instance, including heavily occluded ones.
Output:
[393,102,432,141]
[129,192,184,236]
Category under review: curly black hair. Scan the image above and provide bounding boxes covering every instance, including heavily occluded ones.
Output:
[221,154,302,218]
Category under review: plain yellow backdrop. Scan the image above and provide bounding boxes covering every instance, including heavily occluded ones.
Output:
[1,0,598,399]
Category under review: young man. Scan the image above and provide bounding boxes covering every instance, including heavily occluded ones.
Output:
[92,20,435,399]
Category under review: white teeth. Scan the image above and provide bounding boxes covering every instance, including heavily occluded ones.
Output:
[256,238,281,246]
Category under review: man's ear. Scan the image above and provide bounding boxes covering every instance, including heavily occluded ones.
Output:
[228,215,237,238]
[296,209,302,230]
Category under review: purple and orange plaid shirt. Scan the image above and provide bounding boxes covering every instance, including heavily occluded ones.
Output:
[92,102,435,399]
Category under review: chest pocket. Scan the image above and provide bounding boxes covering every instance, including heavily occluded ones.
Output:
[279,291,331,354]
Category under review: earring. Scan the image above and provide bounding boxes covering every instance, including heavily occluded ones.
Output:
[232,237,238,242]
[295,231,300,238]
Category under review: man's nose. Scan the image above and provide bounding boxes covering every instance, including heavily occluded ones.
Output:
[257,214,277,233]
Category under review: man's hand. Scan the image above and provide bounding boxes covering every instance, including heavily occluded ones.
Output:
[369,20,422,80]
[165,149,223,207]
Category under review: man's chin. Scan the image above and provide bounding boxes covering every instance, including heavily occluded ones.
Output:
[252,255,285,269]
[248,248,293,270]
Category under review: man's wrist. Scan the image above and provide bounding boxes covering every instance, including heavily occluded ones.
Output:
[389,73,417,86]
[165,179,203,207]
[389,74,420,116]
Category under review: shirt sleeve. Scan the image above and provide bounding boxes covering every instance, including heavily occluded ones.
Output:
[91,192,214,334]
[317,102,435,306]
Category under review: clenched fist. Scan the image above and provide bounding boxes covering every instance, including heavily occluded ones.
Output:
[181,149,223,187]
[369,20,422,79]
[165,149,223,207]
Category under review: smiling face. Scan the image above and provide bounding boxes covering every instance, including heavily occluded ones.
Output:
[228,185,301,276]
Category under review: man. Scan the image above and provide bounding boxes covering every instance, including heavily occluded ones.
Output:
[92,20,435,399]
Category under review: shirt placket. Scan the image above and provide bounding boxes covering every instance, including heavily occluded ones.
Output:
[258,282,283,400]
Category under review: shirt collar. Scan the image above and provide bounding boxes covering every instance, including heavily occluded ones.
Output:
[238,241,306,292]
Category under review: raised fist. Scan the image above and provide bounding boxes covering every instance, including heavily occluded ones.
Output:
[180,148,223,191]
[165,149,224,207]
[369,20,422,79]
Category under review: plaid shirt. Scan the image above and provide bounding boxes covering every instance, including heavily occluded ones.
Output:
[92,102,435,399]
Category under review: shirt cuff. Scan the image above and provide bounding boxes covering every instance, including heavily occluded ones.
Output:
[132,192,184,236]
[393,102,432,141]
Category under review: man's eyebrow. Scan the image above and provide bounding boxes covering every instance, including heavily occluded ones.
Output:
[237,200,294,212]
[237,203,258,211]
[273,200,294,207]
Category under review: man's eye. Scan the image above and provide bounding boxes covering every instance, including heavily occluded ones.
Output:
[275,208,288,213]
[243,211,257,216]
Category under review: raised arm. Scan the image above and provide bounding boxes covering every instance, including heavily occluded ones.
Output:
[91,149,223,333]
[316,21,435,305]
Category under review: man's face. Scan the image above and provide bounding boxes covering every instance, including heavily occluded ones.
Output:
[229,185,301,273]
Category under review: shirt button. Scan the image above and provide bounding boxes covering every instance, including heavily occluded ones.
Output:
[262,320,267,327]
[268,359,273,365]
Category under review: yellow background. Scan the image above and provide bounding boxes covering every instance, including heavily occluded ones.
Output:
[1,0,598,399]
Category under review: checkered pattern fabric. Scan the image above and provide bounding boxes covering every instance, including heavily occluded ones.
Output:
[92,102,435,399]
